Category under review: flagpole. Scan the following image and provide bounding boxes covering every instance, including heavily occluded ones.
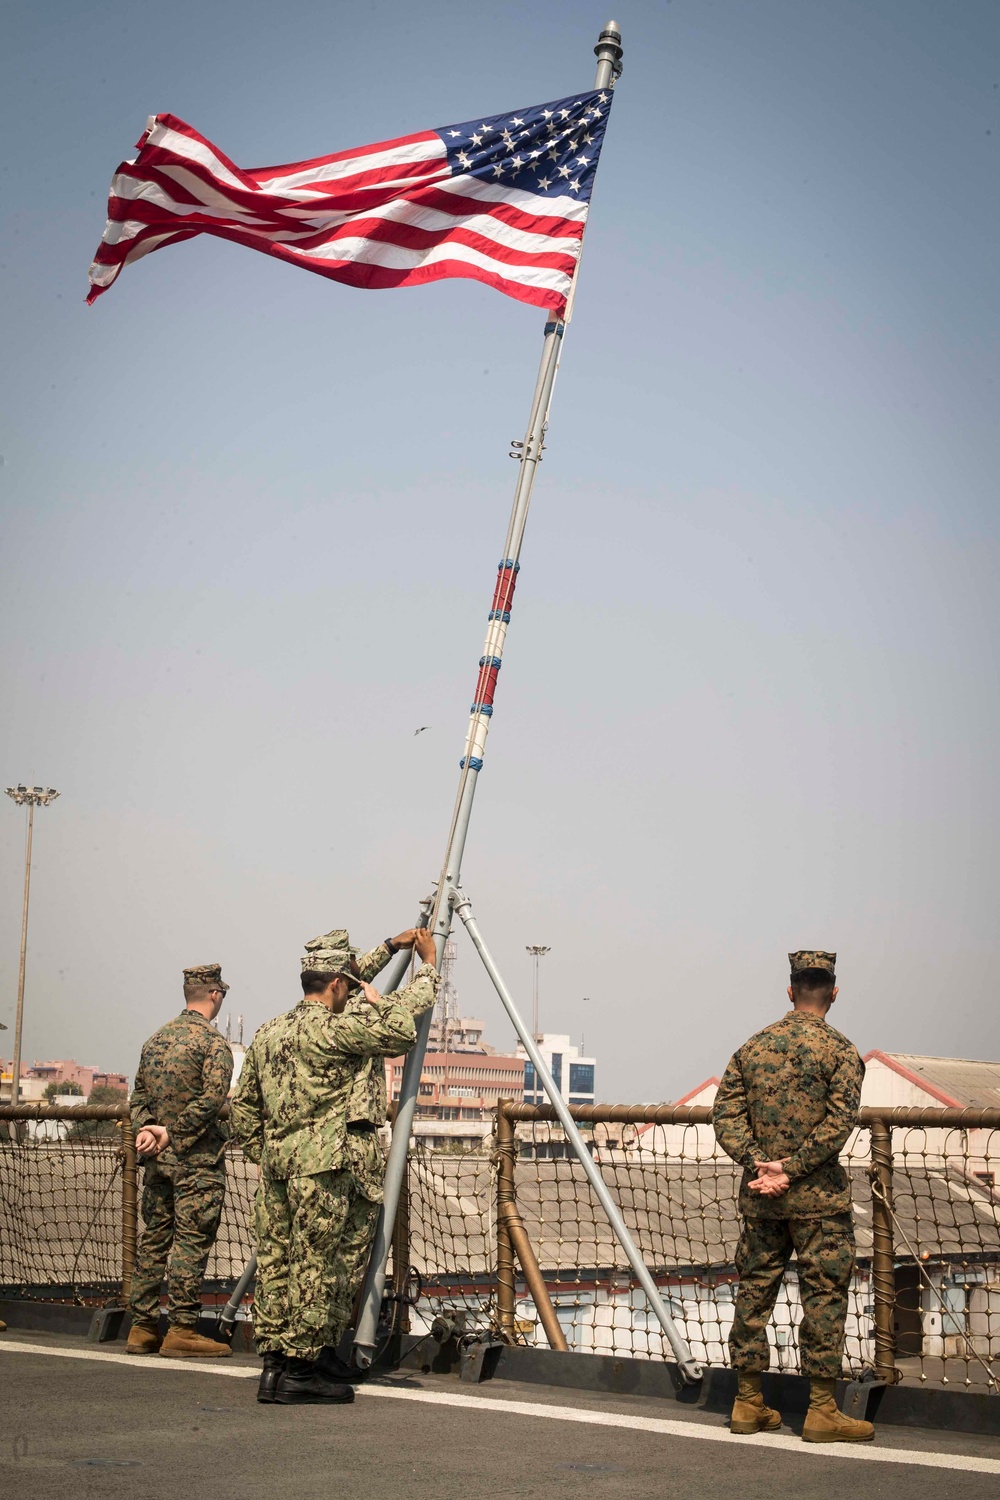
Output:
[352,20,624,1367]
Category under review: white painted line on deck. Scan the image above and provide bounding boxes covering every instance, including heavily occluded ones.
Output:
[0,1339,259,1379]
[2,1338,999,1476]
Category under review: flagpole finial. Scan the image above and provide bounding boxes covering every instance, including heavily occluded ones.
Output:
[594,21,624,86]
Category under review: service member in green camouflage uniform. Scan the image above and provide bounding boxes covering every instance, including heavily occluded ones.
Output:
[232,924,438,1405]
[712,950,873,1443]
[126,963,235,1359]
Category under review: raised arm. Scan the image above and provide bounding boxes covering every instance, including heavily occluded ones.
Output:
[320,995,422,1059]
[356,944,393,983]
[712,1051,765,1168]
[389,963,439,1021]
[384,927,439,1019]
[355,928,426,984]
[781,1048,864,1182]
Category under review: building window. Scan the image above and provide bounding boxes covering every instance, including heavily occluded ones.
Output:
[569,1063,594,1094]
[550,1054,562,1090]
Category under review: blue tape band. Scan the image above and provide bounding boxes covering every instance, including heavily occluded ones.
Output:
[488,610,512,623]
[459,757,484,771]
[497,560,520,571]
[478,656,502,669]
[470,704,494,717]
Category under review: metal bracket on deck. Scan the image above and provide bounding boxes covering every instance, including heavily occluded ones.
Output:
[458,1334,505,1383]
[842,1371,891,1421]
[87,1306,126,1343]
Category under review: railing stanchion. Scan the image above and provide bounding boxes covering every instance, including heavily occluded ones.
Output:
[119,1114,138,1307]
[869,1116,899,1384]
[495,1101,517,1340]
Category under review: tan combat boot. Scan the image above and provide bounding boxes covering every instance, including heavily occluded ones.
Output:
[126,1323,162,1355]
[729,1371,782,1435]
[159,1325,232,1359]
[802,1377,874,1442]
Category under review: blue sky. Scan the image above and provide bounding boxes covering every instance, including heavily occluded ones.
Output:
[2,0,998,1099]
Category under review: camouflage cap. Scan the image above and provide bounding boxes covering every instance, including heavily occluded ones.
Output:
[302,928,359,976]
[788,950,836,976]
[183,963,229,993]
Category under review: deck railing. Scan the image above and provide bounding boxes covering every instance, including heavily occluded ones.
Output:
[2,1100,998,1391]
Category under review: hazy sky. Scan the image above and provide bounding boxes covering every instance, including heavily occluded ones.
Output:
[2,1,998,1102]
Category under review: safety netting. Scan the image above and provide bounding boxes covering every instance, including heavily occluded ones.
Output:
[2,1111,997,1391]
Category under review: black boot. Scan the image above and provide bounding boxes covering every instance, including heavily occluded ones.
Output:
[257,1351,287,1404]
[317,1346,366,1383]
[273,1357,356,1406]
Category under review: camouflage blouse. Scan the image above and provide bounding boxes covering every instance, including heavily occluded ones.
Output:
[231,962,438,1195]
[712,1010,864,1219]
[130,1010,234,1169]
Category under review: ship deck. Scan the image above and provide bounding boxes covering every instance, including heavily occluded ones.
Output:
[2,1328,1000,1499]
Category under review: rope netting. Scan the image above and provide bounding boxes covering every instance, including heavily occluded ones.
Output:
[0,1134,124,1302]
[492,1119,999,1388]
[405,1140,498,1338]
[1,1111,997,1392]
[886,1125,1000,1391]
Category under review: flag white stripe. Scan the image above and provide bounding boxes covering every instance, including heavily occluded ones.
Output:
[289,235,575,292]
[251,137,446,194]
[301,199,583,256]
[122,231,184,266]
[143,120,247,192]
[436,172,589,223]
[111,172,271,226]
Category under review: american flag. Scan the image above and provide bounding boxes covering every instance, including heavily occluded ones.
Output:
[87,90,613,313]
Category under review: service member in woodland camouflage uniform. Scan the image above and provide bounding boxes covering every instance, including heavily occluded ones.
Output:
[712,950,873,1443]
[232,924,438,1405]
[126,963,235,1358]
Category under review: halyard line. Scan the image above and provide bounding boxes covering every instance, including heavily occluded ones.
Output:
[1,1339,998,1476]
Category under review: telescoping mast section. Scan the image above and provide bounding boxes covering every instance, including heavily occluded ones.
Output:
[352,22,704,1384]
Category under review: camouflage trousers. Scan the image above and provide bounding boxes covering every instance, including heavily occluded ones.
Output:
[253,1169,380,1360]
[128,1160,226,1329]
[729,1213,856,1379]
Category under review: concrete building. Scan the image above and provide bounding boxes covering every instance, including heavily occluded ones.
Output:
[383,941,526,1149]
[385,1049,525,1151]
[518,1033,596,1108]
[0,1071,47,1105]
[1,1058,128,1103]
[634,1052,1000,1173]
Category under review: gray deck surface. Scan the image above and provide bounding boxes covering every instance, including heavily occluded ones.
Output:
[2,1328,1000,1500]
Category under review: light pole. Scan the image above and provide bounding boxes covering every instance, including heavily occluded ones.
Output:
[4,785,60,1103]
[525,945,551,1044]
